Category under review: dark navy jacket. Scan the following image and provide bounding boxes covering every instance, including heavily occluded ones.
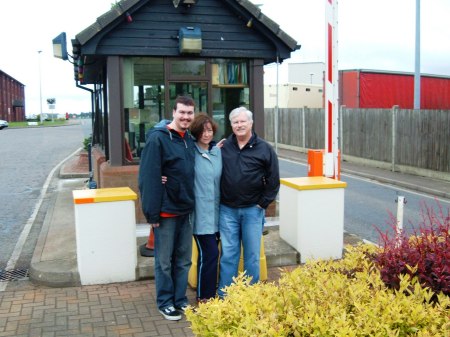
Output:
[220,132,280,209]
[138,120,195,224]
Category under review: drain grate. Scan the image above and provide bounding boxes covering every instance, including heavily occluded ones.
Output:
[0,269,29,282]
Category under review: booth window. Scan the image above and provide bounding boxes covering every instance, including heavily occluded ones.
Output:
[122,57,251,161]
[211,59,249,140]
[123,57,165,161]
[170,60,206,77]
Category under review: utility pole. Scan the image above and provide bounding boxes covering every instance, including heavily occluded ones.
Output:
[414,0,421,109]
[38,50,44,124]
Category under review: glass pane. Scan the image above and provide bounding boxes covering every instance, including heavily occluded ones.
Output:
[169,82,208,113]
[212,59,248,85]
[123,57,165,160]
[212,86,250,140]
[171,60,206,76]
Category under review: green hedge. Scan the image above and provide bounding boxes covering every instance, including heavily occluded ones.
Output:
[186,244,450,337]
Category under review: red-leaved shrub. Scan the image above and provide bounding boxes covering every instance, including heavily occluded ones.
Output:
[373,200,450,298]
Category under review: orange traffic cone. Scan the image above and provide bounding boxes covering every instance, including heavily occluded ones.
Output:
[146,227,155,249]
[140,227,155,257]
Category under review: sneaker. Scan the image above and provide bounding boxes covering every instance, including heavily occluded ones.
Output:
[175,304,189,313]
[158,306,181,321]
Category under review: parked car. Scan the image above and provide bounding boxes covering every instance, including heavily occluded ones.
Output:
[0,120,8,130]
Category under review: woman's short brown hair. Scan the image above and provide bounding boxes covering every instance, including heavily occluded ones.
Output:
[190,113,218,140]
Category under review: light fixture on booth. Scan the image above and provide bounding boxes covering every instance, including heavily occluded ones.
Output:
[173,0,197,8]
[52,32,68,61]
[179,27,202,54]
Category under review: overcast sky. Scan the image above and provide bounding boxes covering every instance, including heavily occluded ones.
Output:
[0,0,448,116]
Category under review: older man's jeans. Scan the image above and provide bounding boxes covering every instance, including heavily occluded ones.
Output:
[218,204,264,298]
[154,215,193,310]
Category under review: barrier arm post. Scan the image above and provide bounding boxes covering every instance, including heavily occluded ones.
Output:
[324,0,340,179]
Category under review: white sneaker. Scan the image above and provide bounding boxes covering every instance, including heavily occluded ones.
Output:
[158,306,182,321]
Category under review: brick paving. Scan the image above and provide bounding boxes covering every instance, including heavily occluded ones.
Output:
[0,280,197,337]
[0,265,301,337]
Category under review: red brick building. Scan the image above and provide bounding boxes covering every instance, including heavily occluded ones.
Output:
[0,69,25,122]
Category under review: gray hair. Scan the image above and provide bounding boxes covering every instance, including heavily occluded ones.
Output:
[229,107,253,122]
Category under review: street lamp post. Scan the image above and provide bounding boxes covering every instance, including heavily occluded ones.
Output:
[38,50,43,124]
[414,0,421,109]
[309,72,314,84]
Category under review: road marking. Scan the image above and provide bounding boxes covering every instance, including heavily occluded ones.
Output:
[279,158,449,204]
[0,148,82,292]
[340,171,450,204]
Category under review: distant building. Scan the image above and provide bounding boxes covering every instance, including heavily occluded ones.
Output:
[339,69,450,109]
[264,64,450,110]
[264,62,325,108]
[264,83,323,108]
[0,69,25,122]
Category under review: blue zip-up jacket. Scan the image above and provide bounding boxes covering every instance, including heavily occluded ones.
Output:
[192,143,222,235]
[138,120,195,224]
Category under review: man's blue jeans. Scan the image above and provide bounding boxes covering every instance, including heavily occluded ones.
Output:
[153,214,193,310]
[218,204,264,298]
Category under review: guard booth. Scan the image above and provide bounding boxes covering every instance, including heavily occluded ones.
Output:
[62,0,299,223]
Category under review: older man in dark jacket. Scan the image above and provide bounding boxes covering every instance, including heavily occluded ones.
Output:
[218,107,280,298]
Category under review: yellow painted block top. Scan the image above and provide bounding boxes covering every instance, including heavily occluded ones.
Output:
[73,187,137,204]
[280,177,347,191]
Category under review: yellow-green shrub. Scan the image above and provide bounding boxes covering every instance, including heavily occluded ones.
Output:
[186,244,449,337]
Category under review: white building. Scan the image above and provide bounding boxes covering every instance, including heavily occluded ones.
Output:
[264,62,325,108]
[264,83,323,108]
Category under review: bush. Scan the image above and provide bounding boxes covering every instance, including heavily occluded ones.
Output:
[373,200,450,298]
[83,136,92,152]
[186,244,449,336]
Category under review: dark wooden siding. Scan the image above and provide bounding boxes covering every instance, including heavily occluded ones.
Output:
[85,0,280,60]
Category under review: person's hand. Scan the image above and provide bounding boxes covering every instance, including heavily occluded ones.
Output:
[217,138,226,148]
[150,223,160,228]
[161,176,167,184]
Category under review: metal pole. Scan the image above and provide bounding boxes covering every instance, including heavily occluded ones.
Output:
[274,55,279,154]
[396,195,406,240]
[414,0,421,109]
[391,105,398,172]
[302,106,306,148]
[38,50,43,124]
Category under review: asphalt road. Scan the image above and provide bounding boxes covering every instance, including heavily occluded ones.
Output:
[279,159,450,243]
[0,122,91,270]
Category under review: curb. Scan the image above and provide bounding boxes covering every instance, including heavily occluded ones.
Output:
[29,174,81,287]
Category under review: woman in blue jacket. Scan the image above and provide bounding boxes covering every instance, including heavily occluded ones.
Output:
[190,113,222,302]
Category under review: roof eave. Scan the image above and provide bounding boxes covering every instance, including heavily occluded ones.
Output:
[236,0,298,51]
[75,0,142,45]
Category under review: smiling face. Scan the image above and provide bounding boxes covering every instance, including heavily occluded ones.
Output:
[231,110,253,139]
[171,102,195,131]
[197,122,214,149]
